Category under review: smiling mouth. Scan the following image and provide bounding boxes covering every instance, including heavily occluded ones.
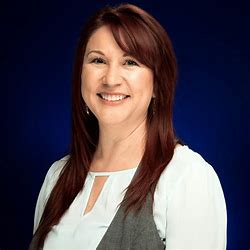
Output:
[97,93,130,102]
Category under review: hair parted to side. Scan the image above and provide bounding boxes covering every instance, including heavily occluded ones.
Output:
[30,3,183,249]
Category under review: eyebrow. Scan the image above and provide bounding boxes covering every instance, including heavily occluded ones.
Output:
[86,50,104,57]
[86,50,130,57]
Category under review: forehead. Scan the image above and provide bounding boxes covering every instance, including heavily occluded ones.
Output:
[85,26,125,55]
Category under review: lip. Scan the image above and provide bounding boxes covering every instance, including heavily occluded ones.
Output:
[97,92,130,106]
[97,92,130,96]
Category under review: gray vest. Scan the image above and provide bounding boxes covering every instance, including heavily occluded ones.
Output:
[96,193,165,250]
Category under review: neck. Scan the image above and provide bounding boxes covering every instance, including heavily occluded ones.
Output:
[91,118,147,172]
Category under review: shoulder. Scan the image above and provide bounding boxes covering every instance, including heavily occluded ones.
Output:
[170,143,211,171]
[32,155,70,233]
[156,144,224,200]
[46,155,70,180]
[165,144,218,179]
[42,155,70,197]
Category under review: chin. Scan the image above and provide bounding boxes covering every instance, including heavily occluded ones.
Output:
[97,114,130,126]
[98,119,127,126]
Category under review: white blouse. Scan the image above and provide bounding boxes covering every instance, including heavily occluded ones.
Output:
[33,144,227,249]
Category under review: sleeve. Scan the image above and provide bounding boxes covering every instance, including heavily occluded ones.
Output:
[165,160,227,250]
[32,159,66,234]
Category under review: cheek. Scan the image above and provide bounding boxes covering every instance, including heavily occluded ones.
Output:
[81,66,102,90]
[80,74,86,99]
[130,71,154,96]
[81,67,94,97]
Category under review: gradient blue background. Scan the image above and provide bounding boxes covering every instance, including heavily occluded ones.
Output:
[2,0,250,249]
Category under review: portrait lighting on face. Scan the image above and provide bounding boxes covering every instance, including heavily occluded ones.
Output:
[81,25,154,128]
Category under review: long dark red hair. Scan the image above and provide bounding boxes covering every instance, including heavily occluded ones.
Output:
[31,3,183,249]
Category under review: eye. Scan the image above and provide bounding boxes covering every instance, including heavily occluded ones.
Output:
[90,57,106,64]
[124,59,139,66]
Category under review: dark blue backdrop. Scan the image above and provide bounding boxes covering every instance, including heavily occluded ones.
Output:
[2,0,249,249]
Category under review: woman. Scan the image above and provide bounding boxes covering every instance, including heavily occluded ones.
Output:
[30,3,227,249]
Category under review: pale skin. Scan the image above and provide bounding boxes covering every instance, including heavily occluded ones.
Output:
[81,25,154,214]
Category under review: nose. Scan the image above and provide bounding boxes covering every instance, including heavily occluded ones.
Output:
[103,63,122,87]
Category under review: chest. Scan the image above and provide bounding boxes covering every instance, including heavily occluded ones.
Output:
[42,170,167,249]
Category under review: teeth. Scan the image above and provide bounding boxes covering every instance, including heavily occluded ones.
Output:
[100,94,127,102]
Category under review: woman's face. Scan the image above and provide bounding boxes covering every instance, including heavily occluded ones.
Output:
[81,25,154,127]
